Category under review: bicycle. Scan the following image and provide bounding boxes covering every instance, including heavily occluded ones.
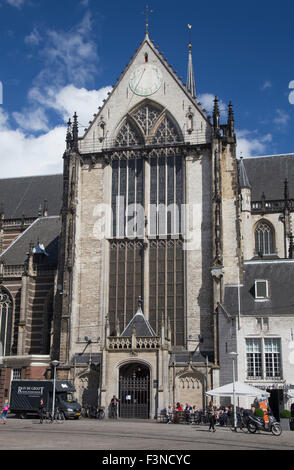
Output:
[95,407,105,420]
[230,411,248,433]
[45,407,65,424]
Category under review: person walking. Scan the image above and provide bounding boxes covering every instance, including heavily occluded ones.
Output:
[38,398,45,424]
[110,395,119,419]
[207,400,216,432]
[2,399,9,425]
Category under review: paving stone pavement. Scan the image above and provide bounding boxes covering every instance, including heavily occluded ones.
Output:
[0,417,293,451]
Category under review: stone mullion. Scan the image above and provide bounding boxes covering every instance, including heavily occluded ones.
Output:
[144,157,150,318]
[17,275,28,356]
[132,244,136,318]
[173,242,177,346]
[155,243,159,334]
[115,245,119,327]
[123,245,127,330]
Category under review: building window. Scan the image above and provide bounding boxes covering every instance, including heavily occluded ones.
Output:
[246,338,262,379]
[0,287,13,357]
[149,154,183,236]
[12,368,21,380]
[246,338,281,380]
[111,157,144,239]
[108,239,143,335]
[254,221,274,255]
[264,338,281,379]
[255,280,269,299]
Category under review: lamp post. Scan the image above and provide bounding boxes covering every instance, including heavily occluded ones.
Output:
[51,360,59,419]
[229,352,238,431]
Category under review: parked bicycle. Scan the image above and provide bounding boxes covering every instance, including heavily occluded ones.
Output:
[230,410,249,432]
[45,407,65,424]
[81,405,105,420]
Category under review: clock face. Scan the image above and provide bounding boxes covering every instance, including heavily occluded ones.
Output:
[129,64,163,96]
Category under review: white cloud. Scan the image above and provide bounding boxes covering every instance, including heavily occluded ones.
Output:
[197,93,227,117]
[0,11,113,178]
[0,83,111,177]
[35,11,98,89]
[13,107,49,132]
[236,129,272,157]
[28,84,111,130]
[0,125,65,177]
[273,108,290,126]
[6,0,26,8]
[261,80,272,91]
[0,108,10,131]
[25,28,41,46]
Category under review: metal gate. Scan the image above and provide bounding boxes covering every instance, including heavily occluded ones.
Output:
[119,371,150,419]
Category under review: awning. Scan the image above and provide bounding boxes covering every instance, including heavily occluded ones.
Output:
[206,381,270,398]
[55,381,75,393]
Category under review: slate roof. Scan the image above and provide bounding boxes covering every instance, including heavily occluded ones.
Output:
[238,158,251,189]
[0,174,63,219]
[71,353,102,366]
[222,260,294,317]
[120,304,156,337]
[242,154,294,200]
[0,216,60,266]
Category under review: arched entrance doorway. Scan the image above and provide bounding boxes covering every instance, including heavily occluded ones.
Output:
[119,362,150,419]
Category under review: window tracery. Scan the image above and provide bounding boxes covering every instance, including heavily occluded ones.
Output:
[152,116,181,144]
[254,221,275,255]
[131,104,162,136]
[115,120,143,147]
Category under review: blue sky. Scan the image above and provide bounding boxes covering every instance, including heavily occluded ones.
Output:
[0,0,293,177]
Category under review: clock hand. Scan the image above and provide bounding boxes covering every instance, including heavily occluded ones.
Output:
[134,68,146,92]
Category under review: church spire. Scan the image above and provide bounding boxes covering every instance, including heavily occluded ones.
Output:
[143,5,153,38]
[187,24,196,99]
[72,112,79,151]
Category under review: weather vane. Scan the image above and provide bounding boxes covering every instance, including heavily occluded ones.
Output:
[188,24,192,49]
[142,5,153,34]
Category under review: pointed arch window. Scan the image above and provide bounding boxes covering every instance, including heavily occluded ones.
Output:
[131,103,163,136]
[0,287,13,357]
[152,116,181,144]
[115,120,143,147]
[254,221,275,255]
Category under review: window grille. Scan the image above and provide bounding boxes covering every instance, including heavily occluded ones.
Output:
[264,338,281,379]
[246,338,262,379]
[246,338,281,380]
[12,368,22,380]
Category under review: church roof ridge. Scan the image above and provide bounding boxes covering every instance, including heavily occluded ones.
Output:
[0,173,62,182]
[241,153,294,160]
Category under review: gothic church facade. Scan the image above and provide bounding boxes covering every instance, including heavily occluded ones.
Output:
[0,31,294,417]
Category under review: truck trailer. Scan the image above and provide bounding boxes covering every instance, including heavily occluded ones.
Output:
[10,380,82,419]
